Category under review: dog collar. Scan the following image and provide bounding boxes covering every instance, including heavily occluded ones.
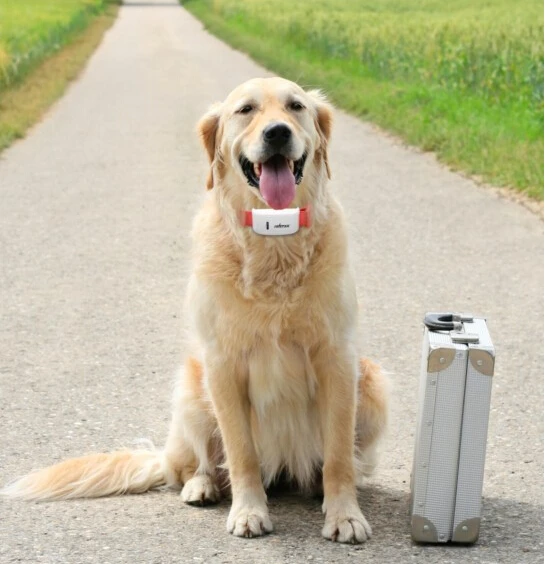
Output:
[241,207,311,236]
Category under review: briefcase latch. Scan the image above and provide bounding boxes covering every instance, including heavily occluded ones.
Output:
[450,329,480,344]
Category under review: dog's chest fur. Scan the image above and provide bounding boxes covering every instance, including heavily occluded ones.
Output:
[236,236,342,488]
[238,234,318,299]
[248,342,323,489]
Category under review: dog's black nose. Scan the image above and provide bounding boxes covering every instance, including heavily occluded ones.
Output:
[263,123,292,147]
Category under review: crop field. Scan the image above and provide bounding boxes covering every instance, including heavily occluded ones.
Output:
[0,0,113,91]
[185,0,544,199]
[0,0,118,152]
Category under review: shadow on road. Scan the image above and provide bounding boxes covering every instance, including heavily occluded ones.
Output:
[261,484,544,560]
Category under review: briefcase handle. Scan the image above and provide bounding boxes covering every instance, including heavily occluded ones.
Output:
[424,313,474,332]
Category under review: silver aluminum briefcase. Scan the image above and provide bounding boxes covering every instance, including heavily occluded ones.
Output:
[410,313,495,544]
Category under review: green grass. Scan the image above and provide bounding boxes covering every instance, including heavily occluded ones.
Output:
[0,1,117,90]
[184,0,544,200]
[0,1,119,151]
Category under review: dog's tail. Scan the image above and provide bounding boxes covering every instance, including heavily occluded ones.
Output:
[0,449,167,501]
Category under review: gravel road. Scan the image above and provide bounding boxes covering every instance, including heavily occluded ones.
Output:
[1,1,543,563]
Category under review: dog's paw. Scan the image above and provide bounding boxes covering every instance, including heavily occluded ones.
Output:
[181,475,220,506]
[322,502,372,544]
[227,504,273,538]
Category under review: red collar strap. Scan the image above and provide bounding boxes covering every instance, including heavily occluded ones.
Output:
[241,207,311,236]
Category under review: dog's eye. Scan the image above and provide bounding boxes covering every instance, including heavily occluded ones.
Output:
[237,105,254,115]
[289,101,305,111]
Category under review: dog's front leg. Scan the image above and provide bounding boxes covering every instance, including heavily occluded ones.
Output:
[316,346,372,544]
[206,354,272,538]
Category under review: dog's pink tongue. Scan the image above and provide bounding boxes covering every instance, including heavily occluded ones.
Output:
[259,156,296,209]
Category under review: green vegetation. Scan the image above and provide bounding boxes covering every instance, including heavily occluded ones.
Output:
[0,0,118,151]
[184,0,544,199]
[0,1,116,89]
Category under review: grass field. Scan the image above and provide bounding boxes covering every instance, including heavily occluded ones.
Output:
[0,0,115,89]
[184,0,543,199]
[0,0,118,151]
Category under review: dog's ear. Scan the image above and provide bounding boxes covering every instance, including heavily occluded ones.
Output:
[197,103,222,190]
[306,89,333,179]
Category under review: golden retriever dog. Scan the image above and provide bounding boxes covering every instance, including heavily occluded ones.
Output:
[2,77,388,544]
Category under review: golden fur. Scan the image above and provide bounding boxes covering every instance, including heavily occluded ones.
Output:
[2,78,388,544]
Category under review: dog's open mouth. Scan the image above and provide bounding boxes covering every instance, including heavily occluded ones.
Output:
[240,153,307,210]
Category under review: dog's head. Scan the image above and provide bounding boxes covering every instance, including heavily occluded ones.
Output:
[198,77,333,211]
